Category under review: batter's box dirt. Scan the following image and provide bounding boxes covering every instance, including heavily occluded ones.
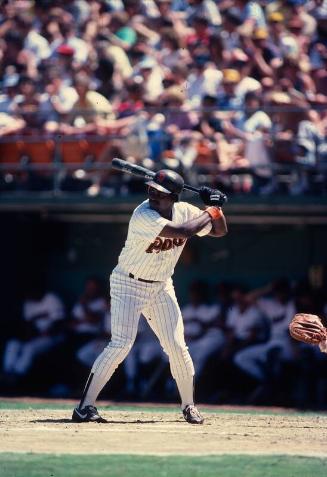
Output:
[1,408,327,456]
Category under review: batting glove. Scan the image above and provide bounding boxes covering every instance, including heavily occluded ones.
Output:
[199,186,228,207]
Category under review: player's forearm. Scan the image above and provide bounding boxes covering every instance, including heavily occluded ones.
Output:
[209,214,228,237]
[160,212,213,238]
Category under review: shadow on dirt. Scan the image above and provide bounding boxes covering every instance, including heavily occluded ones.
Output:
[31,418,182,424]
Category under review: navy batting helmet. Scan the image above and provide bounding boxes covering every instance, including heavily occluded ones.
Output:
[146,169,184,195]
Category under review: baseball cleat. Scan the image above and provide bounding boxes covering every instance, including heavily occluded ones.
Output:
[72,405,107,423]
[182,404,204,424]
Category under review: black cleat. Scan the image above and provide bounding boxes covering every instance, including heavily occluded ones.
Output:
[72,405,107,423]
[182,404,204,424]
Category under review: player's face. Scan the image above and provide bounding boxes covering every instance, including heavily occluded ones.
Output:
[148,186,175,214]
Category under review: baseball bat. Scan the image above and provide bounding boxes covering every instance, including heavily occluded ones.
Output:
[111,158,200,194]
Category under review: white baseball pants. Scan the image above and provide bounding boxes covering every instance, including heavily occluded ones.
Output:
[81,267,195,408]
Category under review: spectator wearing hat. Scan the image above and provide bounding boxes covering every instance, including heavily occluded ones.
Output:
[241,28,277,81]
[266,11,290,60]
[161,86,196,132]
[0,73,20,114]
[216,68,244,116]
[51,43,78,87]
[224,42,262,99]
[135,56,164,101]
[58,21,90,66]
[231,0,266,37]
[186,15,211,50]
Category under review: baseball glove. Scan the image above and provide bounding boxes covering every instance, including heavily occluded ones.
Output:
[289,313,327,346]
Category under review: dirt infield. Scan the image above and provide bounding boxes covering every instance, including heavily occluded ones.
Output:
[1,404,327,457]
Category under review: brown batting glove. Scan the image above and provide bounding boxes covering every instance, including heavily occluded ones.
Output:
[289,313,327,346]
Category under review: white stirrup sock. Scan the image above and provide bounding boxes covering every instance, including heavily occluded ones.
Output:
[79,372,107,409]
[175,376,194,409]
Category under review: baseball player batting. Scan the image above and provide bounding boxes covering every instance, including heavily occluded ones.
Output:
[72,168,227,424]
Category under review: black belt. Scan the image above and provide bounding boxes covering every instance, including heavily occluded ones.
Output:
[129,273,157,284]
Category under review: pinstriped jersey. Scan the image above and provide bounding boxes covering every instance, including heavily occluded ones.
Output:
[116,199,212,281]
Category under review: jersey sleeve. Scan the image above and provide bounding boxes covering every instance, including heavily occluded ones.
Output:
[130,205,169,241]
[184,202,212,236]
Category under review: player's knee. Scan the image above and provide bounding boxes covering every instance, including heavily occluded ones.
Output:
[106,336,135,353]
[164,340,189,359]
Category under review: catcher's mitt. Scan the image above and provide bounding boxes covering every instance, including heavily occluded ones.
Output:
[289,313,327,346]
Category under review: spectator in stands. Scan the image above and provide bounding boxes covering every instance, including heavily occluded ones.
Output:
[59,71,113,135]
[216,68,243,114]
[58,19,90,67]
[223,90,273,194]
[186,50,222,108]
[193,94,224,138]
[1,278,65,382]
[134,56,164,101]
[267,91,323,194]
[0,72,20,113]
[14,13,51,65]
[186,0,222,28]
[43,67,78,120]
[11,75,58,134]
[232,0,266,36]
[0,72,26,136]
[161,86,196,132]
[1,31,37,79]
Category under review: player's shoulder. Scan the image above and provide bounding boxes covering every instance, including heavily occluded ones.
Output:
[132,200,159,220]
[133,200,151,215]
[176,200,202,216]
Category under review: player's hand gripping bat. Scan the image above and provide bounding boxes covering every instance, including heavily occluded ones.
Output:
[111,158,228,206]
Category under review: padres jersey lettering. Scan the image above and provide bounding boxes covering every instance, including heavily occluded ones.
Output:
[146,237,186,254]
[116,200,212,281]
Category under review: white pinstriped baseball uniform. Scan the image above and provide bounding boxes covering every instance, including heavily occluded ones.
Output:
[82,199,212,406]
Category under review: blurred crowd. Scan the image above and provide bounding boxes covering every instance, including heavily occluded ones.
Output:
[1,275,327,410]
[0,0,327,195]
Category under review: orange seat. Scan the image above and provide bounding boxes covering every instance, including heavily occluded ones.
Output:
[21,140,55,164]
[0,140,25,165]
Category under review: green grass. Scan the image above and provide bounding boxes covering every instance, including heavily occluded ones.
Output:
[0,399,326,417]
[0,453,326,477]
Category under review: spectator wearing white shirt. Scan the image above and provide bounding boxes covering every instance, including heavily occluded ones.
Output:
[186,51,222,108]
[15,13,51,65]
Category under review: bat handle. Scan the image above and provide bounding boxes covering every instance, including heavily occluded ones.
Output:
[183,184,199,194]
